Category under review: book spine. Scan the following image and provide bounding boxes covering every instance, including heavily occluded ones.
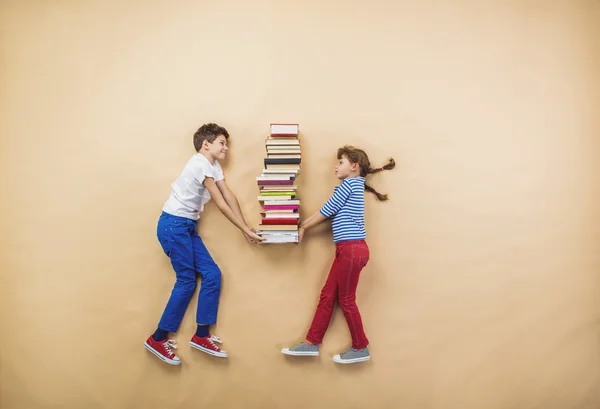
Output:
[257,180,293,185]
[261,219,299,225]
[264,158,301,165]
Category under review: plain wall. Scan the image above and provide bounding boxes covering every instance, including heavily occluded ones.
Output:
[1,1,599,408]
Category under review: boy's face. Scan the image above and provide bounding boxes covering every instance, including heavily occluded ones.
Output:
[335,155,359,180]
[204,134,228,161]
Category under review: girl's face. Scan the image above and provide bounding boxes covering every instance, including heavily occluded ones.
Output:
[335,155,359,180]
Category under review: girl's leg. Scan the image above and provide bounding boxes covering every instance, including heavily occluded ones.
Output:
[336,241,370,349]
[305,249,341,344]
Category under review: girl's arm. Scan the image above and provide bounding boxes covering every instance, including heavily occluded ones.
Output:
[298,180,353,242]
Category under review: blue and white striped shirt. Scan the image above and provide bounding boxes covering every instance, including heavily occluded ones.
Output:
[319,176,366,243]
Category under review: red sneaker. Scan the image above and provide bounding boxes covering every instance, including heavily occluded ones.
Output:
[189,335,228,358]
[144,336,181,365]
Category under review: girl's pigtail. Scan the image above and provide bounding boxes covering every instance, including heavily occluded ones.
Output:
[365,158,395,201]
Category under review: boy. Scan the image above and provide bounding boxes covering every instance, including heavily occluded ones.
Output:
[144,123,263,365]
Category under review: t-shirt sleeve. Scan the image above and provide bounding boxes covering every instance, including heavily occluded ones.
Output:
[319,179,353,218]
[196,161,215,185]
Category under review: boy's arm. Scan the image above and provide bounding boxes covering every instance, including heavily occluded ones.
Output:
[216,180,258,243]
[204,177,263,241]
[216,179,248,226]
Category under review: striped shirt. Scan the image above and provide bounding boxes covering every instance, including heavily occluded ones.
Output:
[319,176,366,243]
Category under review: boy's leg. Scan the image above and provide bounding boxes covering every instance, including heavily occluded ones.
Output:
[156,217,197,333]
[188,232,227,358]
[304,249,341,345]
[145,214,197,365]
[336,241,370,350]
[191,233,222,326]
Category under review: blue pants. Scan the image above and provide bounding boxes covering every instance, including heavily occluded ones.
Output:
[156,212,221,332]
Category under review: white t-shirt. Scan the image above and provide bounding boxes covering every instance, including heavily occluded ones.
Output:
[162,154,225,220]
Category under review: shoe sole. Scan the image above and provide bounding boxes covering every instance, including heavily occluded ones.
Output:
[333,355,371,364]
[189,341,228,358]
[144,342,181,365]
[281,348,319,356]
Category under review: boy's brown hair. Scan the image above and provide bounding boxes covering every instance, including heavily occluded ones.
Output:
[337,145,395,201]
[193,123,230,152]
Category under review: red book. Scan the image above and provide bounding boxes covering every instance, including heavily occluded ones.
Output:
[260,218,299,225]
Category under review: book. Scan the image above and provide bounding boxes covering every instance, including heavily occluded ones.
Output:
[267,145,302,155]
[263,205,299,210]
[270,123,299,136]
[257,123,302,243]
[261,218,299,225]
[260,191,296,196]
[256,175,295,180]
[264,158,301,166]
[256,180,294,186]
[265,164,301,170]
[266,139,300,146]
[259,186,298,190]
[261,168,300,174]
[264,199,300,205]
[263,213,300,218]
[259,233,299,244]
[258,224,299,231]
[258,195,294,201]
[267,155,302,159]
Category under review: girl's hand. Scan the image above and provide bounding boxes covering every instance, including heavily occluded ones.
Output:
[296,226,306,244]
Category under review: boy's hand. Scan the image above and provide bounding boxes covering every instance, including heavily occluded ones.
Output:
[245,227,264,244]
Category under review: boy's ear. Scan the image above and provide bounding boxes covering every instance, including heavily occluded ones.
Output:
[202,140,210,150]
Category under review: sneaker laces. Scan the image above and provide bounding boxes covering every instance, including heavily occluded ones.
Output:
[162,340,177,357]
[207,335,223,349]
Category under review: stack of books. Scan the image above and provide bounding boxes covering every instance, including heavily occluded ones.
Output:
[256,123,301,243]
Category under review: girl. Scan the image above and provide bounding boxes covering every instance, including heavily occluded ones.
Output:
[282,145,395,364]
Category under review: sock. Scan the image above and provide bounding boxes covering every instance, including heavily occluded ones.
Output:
[195,325,209,338]
[152,328,168,341]
[305,340,313,344]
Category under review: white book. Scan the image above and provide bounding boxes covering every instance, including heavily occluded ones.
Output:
[267,155,302,159]
[266,146,301,151]
[256,176,294,181]
[264,213,300,219]
[270,123,299,136]
[258,232,299,237]
[265,140,300,146]
[261,168,299,174]
[264,200,300,205]
[261,209,297,214]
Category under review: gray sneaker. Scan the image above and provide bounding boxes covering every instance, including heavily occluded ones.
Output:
[281,342,319,356]
[332,346,370,364]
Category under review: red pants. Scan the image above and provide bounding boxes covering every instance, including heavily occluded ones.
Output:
[306,240,370,349]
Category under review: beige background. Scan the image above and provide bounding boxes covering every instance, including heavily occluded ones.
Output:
[1,1,599,408]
